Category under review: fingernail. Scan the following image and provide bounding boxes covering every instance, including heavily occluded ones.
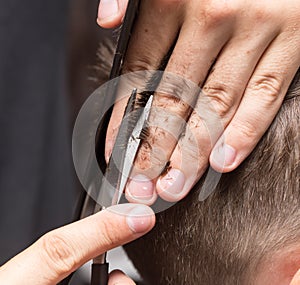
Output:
[211,143,236,168]
[126,175,154,201]
[157,169,185,195]
[126,205,153,233]
[98,0,119,21]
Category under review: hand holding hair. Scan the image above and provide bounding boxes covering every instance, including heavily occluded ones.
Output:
[98,0,300,203]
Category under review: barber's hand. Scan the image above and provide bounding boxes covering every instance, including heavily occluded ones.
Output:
[0,204,155,285]
[98,0,300,203]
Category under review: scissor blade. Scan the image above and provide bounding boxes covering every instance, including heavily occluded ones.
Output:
[112,95,153,205]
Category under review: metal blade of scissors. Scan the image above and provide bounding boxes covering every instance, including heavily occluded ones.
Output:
[94,88,138,211]
[91,90,152,285]
[112,94,153,205]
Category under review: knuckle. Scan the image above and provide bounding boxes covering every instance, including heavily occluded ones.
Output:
[123,43,161,73]
[154,93,190,116]
[188,111,203,130]
[203,1,236,27]
[159,60,200,96]
[180,125,210,175]
[204,84,235,118]
[184,114,211,151]
[250,73,282,104]
[231,119,258,141]
[146,106,187,142]
[251,4,276,23]
[123,56,154,73]
[40,232,77,275]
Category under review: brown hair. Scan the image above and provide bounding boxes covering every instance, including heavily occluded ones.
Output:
[124,70,300,285]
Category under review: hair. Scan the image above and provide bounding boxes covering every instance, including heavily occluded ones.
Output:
[123,69,300,285]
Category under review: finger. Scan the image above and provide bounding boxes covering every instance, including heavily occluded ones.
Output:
[97,0,129,29]
[124,78,198,205]
[108,270,136,285]
[210,33,300,172]
[105,0,182,162]
[0,204,155,285]
[154,28,277,201]
[290,269,300,285]
[156,108,211,202]
[125,8,234,202]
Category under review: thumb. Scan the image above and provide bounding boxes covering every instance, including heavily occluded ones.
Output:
[97,0,129,28]
[0,203,155,285]
[290,269,300,285]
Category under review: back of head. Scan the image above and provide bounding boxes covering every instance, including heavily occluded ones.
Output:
[124,70,300,285]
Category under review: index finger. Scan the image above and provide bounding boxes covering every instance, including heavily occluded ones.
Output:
[0,204,155,285]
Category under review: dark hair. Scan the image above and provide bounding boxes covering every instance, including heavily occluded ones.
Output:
[124,70,300,285]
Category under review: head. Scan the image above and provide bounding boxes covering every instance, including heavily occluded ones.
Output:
[123,69,300,285]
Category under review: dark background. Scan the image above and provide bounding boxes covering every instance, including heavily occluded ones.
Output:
[0,0,113,283]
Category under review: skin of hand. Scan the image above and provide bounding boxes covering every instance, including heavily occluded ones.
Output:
[97,0,300,203]
[0,203,155,285]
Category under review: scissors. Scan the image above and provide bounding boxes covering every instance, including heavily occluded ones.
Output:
[58,0,145,284]
[91,88,153,285]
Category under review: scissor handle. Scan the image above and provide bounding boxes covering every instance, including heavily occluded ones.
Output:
[109,0,140,80]
[91,263,109,285]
